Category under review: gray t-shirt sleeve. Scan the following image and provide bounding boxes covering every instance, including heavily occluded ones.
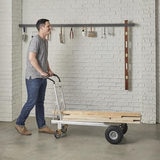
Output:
[28,36,39,54]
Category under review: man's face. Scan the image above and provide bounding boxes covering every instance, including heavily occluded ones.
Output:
[41,21,51,35]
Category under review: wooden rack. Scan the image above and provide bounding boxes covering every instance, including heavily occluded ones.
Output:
[19,21,135,90]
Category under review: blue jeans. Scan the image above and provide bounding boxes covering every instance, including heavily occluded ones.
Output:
[16,78,47,128]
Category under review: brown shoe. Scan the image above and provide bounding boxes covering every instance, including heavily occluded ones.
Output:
[39,126,54,134]
[15,125,32,136]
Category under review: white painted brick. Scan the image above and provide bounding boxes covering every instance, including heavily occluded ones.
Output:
[8,0,154,124]
[0,0,22,121]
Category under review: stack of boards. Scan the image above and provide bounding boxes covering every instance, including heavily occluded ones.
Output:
[61,110,141,124]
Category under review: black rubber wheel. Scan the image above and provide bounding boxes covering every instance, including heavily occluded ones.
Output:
[119,123,128,135]
[105,126,123,144]
[61,124,68,133]
[54,130,61,139]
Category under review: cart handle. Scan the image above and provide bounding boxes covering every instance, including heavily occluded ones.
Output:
[47,74,61,83]
[53,74,61,82]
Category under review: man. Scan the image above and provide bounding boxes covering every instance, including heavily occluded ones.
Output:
[15,19,54,135]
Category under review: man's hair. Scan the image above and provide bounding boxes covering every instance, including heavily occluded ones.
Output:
[36,19,49,31]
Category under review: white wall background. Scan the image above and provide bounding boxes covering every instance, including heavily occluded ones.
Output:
[0,0,159,124]
[21,0,156,123]
[156,0,160,123]
[0,0,22,121]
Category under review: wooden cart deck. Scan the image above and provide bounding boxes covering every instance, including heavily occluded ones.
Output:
[61,110,141,124]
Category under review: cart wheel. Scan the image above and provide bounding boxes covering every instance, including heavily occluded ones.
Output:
[57,115,60,120]
[54,130,62,139]
[105,126,123,144]
[119,123,128,135]
[61,124,68,133]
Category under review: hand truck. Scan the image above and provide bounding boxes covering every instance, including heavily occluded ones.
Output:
[48,75,141,144]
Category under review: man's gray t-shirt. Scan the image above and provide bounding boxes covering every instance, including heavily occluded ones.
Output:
[25,35,48,79]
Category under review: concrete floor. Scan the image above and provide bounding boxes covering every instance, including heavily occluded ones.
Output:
[0,117,160,160]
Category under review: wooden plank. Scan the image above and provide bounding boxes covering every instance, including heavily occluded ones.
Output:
[63,116,140,124]
[63,114,141,120]
[61,110,141,124]
[63,116,141,122]
[62,110,141,117]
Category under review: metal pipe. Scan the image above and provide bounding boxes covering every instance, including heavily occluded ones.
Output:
[19,23,136,28]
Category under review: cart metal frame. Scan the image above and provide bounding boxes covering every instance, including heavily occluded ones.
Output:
[48,75,141,144]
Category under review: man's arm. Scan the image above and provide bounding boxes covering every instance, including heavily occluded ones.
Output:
[47,60,54,76]
[29,52,49,77]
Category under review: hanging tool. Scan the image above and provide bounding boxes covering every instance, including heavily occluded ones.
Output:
[101,27,106,39]
[81,27,87,37]
[70,27,74,39]
[59,26,65,43]
[88,27,97,38]
[22,27,28,42]
[124,20,129,90]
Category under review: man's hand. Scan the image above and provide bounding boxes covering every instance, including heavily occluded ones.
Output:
[40,71,49,78]
[48,69,54,77]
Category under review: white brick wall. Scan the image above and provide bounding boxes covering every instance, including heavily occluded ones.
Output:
[0,0,22,121]
[139,0,156,123]
[0,0,12,121]
[20,0,157,123]
[0,0,159,123]
[156,0,160,123]
[12,0,22,120]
